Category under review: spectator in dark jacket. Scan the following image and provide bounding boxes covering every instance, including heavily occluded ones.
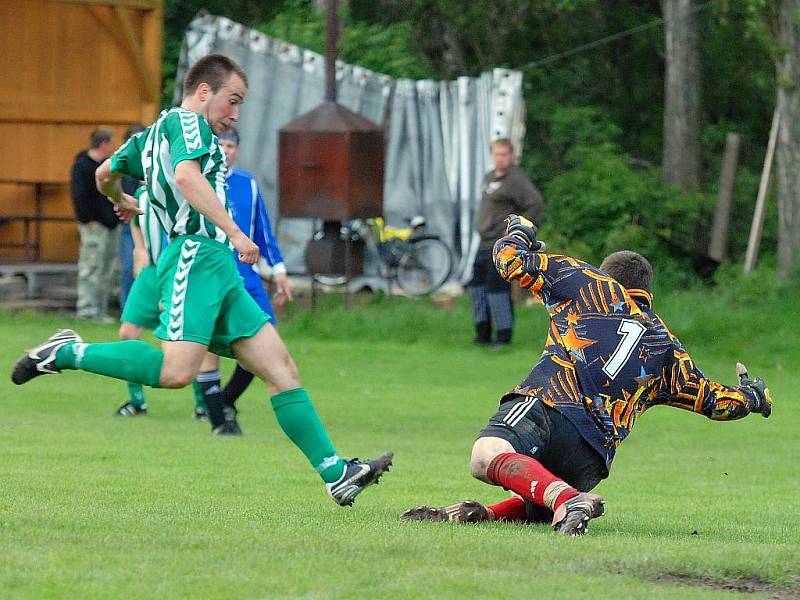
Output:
[468,138,544,347]
[71,128,118,320]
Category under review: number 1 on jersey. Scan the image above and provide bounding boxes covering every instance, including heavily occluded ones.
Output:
[602,319,646,380]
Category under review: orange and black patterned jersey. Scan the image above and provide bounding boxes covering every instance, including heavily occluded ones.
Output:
[493,235,759,469]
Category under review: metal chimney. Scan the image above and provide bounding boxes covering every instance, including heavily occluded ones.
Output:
[278,0,384,222]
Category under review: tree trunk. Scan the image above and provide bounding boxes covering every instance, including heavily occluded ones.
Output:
[709,132,740,263]
[662,0,702,190]
[775,0,800,280]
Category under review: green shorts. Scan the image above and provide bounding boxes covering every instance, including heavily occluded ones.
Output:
[154,235,270,358]
[120,264,160,330]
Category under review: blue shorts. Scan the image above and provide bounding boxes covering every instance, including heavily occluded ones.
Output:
[246,282,275,322]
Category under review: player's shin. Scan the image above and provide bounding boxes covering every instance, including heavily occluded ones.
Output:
[191,379,208,412]
[270,387,345,482]
[55,340,163,387]
[486,496,528,522]
[195,370,225,428]
[223,363,255,407]
[486,453,578,513]
[127,382,146,408]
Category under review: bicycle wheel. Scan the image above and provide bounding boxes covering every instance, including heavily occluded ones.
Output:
[396,238,452,296]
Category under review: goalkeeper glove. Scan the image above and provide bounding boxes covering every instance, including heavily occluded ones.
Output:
[736,362,772,418]
[504,214,546,251]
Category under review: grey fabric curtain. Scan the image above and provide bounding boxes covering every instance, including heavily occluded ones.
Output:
[175,14,525,280]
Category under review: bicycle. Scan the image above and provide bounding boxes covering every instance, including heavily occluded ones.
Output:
[313,217,453,296]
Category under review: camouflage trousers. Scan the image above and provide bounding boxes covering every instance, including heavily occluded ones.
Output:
[77,222,120,319]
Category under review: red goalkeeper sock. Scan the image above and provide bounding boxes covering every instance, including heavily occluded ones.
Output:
[486,496,527,522]
[486,452,579,513]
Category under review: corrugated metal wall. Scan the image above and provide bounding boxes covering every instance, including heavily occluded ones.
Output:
[175,14,526,279]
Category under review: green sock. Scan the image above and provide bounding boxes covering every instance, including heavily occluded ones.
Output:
[191,379,208,410]
[127,382,146,407]
[271,387,345,483]
[55,340,162,388]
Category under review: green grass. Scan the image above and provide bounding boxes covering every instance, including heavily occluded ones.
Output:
[1,288,798,599]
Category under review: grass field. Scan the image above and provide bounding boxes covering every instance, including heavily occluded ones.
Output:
[1,286,798,599]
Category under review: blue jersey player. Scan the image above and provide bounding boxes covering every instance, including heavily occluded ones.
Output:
[195,126,294,435]
[402,215,773,535]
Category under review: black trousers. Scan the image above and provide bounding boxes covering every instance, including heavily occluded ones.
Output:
[468,248,513,336]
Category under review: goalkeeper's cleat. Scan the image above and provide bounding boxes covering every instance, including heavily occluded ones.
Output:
[551,492,605,536]
[326,451,394,507]
[114,401,148,416]
[11,329,82,385]
[400,500,490,523]
[192,407,209,421]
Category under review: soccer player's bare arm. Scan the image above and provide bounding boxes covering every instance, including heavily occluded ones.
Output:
[95,159,141,223]
[173,159,259,264]
[130,224,149,277]
[95,159,123,203]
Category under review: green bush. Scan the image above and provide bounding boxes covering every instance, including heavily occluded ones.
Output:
[533,105,716,288]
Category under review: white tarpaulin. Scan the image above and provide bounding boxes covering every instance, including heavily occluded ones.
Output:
[175,13,526,280]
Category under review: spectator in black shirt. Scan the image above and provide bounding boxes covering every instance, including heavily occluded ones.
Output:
[71,128,118,320]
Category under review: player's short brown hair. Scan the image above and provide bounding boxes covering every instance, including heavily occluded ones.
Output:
[491,138,515,153]
[600,250,653,293]
[182,54,248,97]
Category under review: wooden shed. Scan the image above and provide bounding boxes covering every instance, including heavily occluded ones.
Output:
[0,0,162,263]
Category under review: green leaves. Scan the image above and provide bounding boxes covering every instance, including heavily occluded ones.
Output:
[534,103,715,287]
[257,0,436,80]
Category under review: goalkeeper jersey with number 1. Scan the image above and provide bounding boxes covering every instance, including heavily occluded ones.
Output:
[110,107,229,245]
[493,235,760,471]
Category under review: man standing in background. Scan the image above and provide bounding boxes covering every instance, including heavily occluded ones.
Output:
[468,138,544,348]
[71,128,119,321]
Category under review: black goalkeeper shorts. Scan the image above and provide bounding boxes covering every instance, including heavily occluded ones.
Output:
[477,394,607,492]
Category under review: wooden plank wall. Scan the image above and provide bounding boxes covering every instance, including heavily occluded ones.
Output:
[0,0,162,261]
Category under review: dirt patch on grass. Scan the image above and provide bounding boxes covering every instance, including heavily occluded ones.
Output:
[653,573,800,599]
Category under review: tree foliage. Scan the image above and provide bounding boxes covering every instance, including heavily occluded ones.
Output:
[259,1,435,79]
[160,0,782,285]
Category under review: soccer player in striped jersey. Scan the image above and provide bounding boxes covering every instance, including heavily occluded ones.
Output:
[402,215,772,534]
[12,54,392,506]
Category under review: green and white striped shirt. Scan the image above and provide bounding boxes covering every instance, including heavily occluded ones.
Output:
[132,186,168,266]
[111,108,229,244]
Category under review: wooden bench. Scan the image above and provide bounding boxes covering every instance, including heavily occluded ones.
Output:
[0,261,78,299]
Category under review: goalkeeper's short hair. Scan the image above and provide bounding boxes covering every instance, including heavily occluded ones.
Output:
[600,251,653,294]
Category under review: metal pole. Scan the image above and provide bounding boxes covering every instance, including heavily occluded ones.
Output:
[324,0,338,103]
[744,107,780,273]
